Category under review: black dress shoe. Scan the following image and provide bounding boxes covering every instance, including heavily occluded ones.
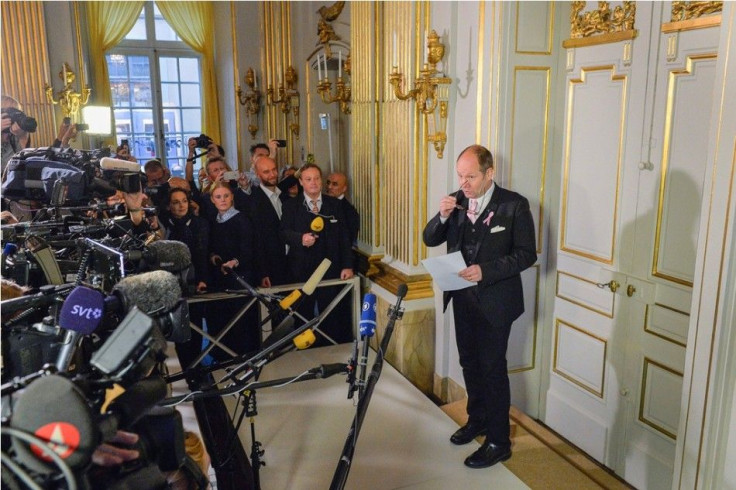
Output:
[464,441,512,468]
[450,422,487,445]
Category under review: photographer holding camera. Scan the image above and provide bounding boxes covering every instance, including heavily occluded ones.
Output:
[1,96,35,175]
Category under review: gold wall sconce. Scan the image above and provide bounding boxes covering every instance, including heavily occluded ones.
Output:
[389,30,451,158]
[236,67,262,139]
[267,65,300,137]
[45,62,91,118]
[316,50,351,114]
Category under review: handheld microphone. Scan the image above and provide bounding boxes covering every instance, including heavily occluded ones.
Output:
[56,285,106,371]
[310,215,324,236]
[357,293,377,396]
[100,157,143,173]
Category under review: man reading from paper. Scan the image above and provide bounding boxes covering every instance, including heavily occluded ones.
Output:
[422,144,536,469]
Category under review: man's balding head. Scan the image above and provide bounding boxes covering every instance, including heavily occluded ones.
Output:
[326,172,348,198]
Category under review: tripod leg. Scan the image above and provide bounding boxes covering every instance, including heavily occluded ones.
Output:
[189,374,255,490]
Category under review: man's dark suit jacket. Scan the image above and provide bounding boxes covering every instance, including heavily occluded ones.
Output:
[280,193,352,281]
[339,197,360,246]
[423,184,537,327]
[245,185,291,285]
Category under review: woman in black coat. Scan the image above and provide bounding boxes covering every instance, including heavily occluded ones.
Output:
[206,182,259,359]
[165,187,210,370]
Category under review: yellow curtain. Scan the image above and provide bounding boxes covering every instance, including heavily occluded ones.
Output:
[86,1,145,107]
[156,1,221,144]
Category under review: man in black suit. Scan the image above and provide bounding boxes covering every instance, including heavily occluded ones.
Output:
[280,163,354,344]
[245,156,291,287]
[325,171,360,246]
[423,145,537,469]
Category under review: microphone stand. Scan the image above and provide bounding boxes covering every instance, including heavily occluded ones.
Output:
[329,285,407,490]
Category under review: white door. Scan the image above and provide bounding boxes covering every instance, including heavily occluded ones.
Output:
[543,2,721,488]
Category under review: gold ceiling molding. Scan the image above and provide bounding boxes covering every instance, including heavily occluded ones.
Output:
[662,2,722,33]
[564,1,637,48]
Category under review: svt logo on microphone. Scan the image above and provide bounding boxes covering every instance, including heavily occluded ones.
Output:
[70,305,103,320]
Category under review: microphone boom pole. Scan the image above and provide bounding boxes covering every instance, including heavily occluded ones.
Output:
[329,284,407,490]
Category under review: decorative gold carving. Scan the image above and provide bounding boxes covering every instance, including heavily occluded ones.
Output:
[570,1,636,39]
[671,1,722,22]
[45,63,91,118]
[389,29,452,158]
[236,67,262,139]
[317,1,345,59]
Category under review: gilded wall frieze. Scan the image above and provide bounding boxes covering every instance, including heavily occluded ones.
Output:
[570,1,636,39]
[671,1,723,22]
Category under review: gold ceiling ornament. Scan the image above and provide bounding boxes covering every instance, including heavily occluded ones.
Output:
[389,29,452,159]
[670,1,723,22]
[44,62,91,118]
[267,66,300,138]
[317,1,345,59]
[570,1,636,39]
[236,67,262,139]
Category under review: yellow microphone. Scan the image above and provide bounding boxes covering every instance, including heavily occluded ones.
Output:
[277,258,332,310]
[293,330,317,349]
[310,215,324,235]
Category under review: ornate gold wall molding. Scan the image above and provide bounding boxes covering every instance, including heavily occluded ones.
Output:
[371,260,434,300]
[563,1,637,48]
[662,1,722,33]
[670,1,722,22]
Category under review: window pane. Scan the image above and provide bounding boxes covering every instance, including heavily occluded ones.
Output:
[125,17,146,40]
[113,109,132,134]
[129,56,150,78]
[132,82,152,107]
[161,83,181,107]
[106,54,128,78]
[181,109,201,133]
[180,84,201,106]
[179,58,200,82]
[153,4,179,41]
[159,57,178,82]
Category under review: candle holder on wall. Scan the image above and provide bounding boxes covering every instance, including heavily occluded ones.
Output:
[45,62,91,118]
[388,30,451,158]
[236,67,262,139]
[316,49,351,115]
[266,65,300,138]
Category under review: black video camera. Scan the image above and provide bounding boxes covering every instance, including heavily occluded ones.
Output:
[108,171,147,194]
[194,133,212,149]
[2,107,38,133]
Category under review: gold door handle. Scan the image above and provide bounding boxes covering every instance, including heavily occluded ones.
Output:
[627,284,636,297]
[596,279,620,293]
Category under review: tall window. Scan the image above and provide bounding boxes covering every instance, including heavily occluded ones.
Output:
[106,3,202,177]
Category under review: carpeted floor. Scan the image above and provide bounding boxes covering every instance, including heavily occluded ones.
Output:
[440,399,634,490]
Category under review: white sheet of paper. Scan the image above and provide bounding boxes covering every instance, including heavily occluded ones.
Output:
[421,251,474,291]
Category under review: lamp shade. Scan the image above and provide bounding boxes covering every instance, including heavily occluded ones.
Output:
[81,106,112,135]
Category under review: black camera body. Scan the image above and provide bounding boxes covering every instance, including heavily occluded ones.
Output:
[2,107,37,133]
[194,133,212,149]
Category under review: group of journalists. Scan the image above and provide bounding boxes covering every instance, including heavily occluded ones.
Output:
[0,98,360,489]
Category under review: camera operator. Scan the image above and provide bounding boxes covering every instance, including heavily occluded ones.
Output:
[116,140,137,163]
[143,159,171,216]
[1,96,34,176]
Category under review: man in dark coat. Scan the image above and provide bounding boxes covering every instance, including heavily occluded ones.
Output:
[280,163,354,345]
[423,144,537,469]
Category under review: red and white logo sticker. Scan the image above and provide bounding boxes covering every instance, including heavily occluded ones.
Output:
[31,422,80,461]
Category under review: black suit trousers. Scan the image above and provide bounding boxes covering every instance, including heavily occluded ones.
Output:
[452,287,513,448]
